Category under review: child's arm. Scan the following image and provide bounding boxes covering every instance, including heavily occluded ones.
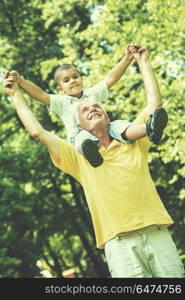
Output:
[5,71,50,105]
[105,44,141,89]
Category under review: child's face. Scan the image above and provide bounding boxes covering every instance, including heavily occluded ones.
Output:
[57,68,83,98]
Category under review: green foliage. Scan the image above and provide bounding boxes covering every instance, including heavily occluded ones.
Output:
[0,0,184,277]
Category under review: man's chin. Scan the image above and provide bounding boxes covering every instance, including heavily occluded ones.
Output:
[89,118,104,130]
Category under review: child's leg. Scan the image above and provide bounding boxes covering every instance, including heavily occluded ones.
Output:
[72,130,99,153]
[72,130,103,167]
[109,120,135,144]
[109,107,168,144]
[146,107,168,144]
[124,124,146,141]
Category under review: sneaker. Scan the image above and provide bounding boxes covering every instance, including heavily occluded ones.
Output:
[146,107,168,144]
[81,139,104,167]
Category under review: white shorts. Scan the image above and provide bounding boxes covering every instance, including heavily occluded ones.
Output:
[104,226,184,278]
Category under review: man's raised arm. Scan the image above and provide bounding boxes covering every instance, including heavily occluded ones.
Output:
[130,46,162,114]
[3,78,61,159]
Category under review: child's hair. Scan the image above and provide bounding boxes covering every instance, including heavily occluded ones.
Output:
[54,64,80,83]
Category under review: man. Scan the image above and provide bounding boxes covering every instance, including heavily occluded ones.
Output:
[3,46,184,277]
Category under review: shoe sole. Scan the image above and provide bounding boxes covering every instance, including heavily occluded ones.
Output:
[81,139,103,167]
[151,108,168,144]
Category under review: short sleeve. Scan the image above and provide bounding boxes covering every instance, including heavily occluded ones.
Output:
[87,80,109,104]
[49,139,80,182]
[132,108,153,152]
[48,94,64,116]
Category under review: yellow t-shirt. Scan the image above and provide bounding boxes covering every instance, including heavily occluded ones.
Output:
[50,109,173,249]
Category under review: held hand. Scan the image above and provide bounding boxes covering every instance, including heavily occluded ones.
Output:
[125,43,144,60]
[125,44,134,60]
[129,45,149,62]
[3,75,19,97]
[3,70,22,86]
[10,70,23,84]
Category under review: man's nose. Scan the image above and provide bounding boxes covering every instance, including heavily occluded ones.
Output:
[89,107,97,113]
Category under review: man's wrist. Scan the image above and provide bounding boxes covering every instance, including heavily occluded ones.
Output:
[11,89,22,99]
[137,59,151,67]
[19,76,25,87]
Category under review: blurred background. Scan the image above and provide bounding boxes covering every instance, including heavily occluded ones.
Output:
[0,0,184,278]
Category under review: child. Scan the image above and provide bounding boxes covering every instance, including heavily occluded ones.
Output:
[6,44,168,167]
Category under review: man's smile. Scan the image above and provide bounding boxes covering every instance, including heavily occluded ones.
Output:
[88,113,102,120]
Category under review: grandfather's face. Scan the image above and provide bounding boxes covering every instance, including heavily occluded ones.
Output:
[77,101,110,131]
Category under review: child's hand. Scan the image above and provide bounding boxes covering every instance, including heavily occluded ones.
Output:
[8,70,22,85]
[125,43,143,60]
[3,74,19,97]
[129,44,149,62]
[3,71,18,87]
[125,44,134,60]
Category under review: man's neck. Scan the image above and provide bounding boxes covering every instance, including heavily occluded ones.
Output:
[91,126,113,148]
[100,135,113,148]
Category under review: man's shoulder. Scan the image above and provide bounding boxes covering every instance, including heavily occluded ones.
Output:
[133,108,150,125]
[50,138,80,170]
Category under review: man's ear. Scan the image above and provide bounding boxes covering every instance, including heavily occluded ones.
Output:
[106,115,110,123]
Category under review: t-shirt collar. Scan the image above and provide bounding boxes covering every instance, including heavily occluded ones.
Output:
[66,89,88,102]
[99,139,120,152]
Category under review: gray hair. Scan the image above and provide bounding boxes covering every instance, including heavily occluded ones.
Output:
[74,101,107,126]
